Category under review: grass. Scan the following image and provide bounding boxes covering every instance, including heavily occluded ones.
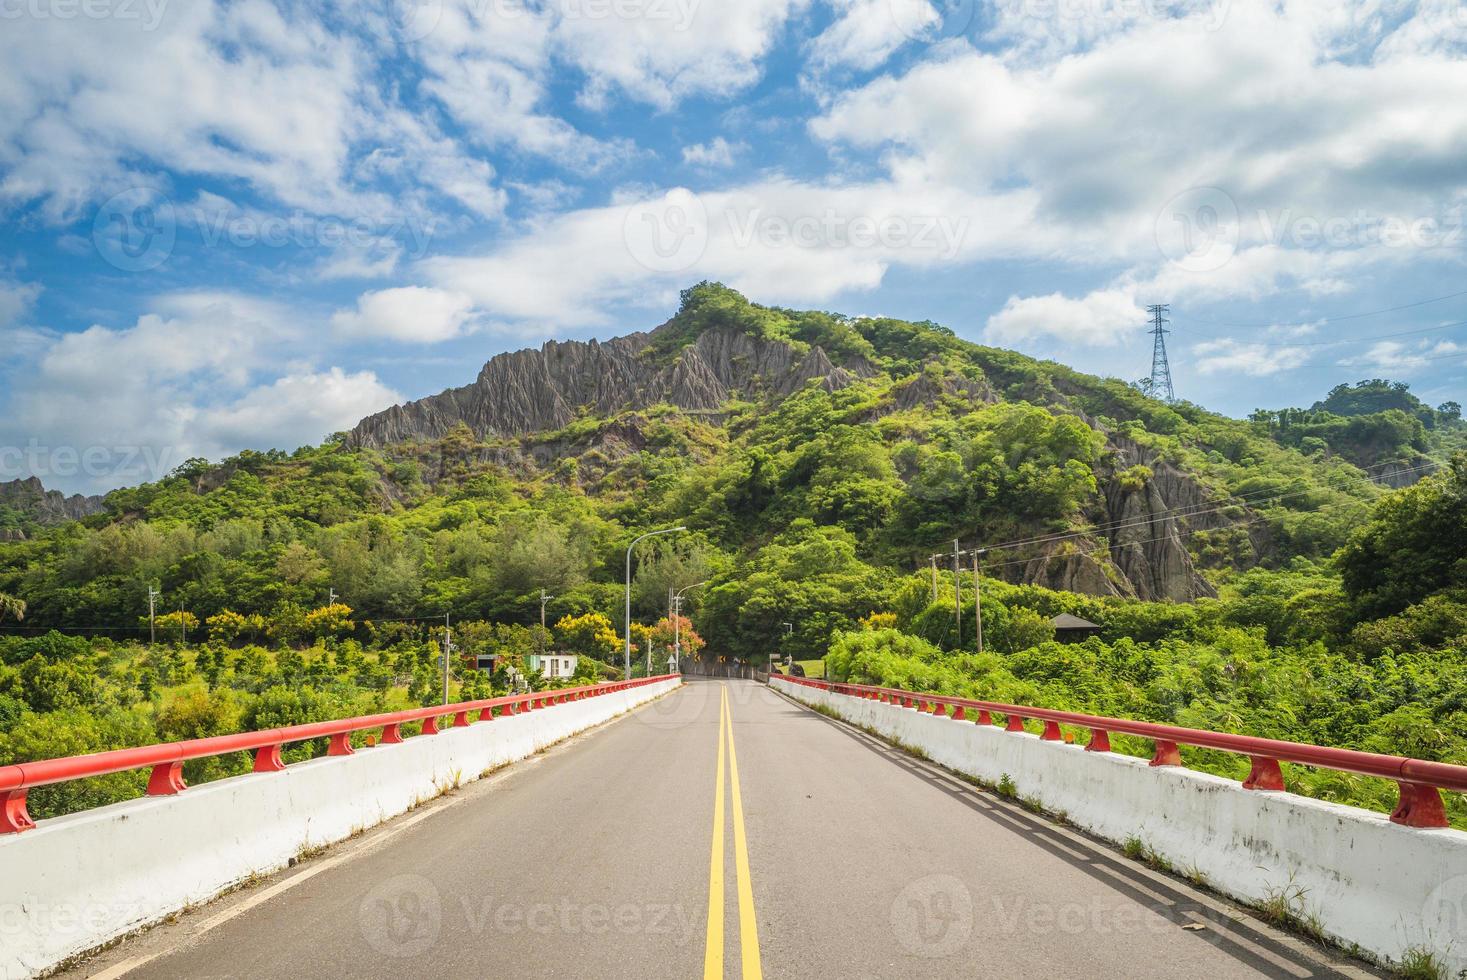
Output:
[1394,946,1454,980]
[1255,878,1326,945]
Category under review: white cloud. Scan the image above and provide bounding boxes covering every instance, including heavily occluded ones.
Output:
[0,280,41,326]
[0,292,402,493]
[1194,338,1312,376]
[196,368,401,450]
[682,138,745,168]
[984,288,1145,347]
[805,0,930,75]
[812,2,1467,272]
[0,2,503,225]
[550,0,807,109]
[332,287,477,343]
[1342,339,1464,375]
[420,178,1038,327]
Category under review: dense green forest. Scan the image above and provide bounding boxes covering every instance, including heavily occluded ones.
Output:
[1,283,1464,826]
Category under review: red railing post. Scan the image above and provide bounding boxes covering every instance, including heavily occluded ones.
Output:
[1150,740,1182,767]
[146,761,187,796]
[253,745,286,771]
[931,701,946,717]
[951,704,967,721]
[421,716,440,735]
[380,723,404,744]
[1244,757,1285,791]
[2,789,34,833]
[1391,783,1449,828]
[977,709,993,725]
[1006,713,1026,733]
[1042,720,1063,741]
[328,733,354,756]
[453,711,471,728]
[1087,729,1111,753]
[478,707,495,722]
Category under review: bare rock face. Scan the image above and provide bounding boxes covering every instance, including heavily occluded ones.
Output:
[349,325,867,448]
[1096,437,1220,601]
[0,477,105,526]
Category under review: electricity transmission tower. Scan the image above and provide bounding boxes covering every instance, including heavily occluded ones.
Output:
[1144,304,1176,403]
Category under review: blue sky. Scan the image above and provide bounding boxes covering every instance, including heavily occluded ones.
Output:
[1,0,1465,493]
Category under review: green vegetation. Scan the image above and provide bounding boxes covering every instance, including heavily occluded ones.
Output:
[0,284,1463,827]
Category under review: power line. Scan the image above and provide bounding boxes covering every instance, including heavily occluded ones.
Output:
[1191,317,1467,351]
[1190,288,1467,331]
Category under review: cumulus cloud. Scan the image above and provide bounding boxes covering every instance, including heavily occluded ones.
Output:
[1342,338,1464,375]
[420,178,1035,326]
[984,288,1145,347]
[682,138,745,168]
[0,292,402,493]
[0,280,41,327]
[332,287,478,343]
[1194,338,1312,377]
[805,0,933,75]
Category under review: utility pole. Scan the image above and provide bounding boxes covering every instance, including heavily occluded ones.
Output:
[328,588,338,607]
[952,539,963,647]
[442,613,452,705]
[972,548,987,655]
[929,555,939,602]
[148,587,159,645]
[538,589,553,660]
[1146,304,1175,403]
[179,600,187,646]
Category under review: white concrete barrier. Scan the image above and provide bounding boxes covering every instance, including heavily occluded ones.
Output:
[0,678,680,980]
[772,677,1467,974]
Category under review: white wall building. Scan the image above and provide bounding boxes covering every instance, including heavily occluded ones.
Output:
[526,653,578,679]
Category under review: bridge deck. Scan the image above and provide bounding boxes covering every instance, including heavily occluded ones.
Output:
[66,679,1376,979]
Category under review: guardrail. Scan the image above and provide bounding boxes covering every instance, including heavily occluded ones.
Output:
[779,676,1467,828]
[0,676,675,835]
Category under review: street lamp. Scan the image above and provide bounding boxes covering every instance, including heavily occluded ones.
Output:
[625,526,686,680]
[671,580,709,673]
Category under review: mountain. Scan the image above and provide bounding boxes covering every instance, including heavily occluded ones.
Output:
[6,282,1455,638]
[0,477,106,539]
[337,282,1401,603]
[350,316,872,449]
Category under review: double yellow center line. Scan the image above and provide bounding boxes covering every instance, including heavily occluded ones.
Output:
[704,685,762,979]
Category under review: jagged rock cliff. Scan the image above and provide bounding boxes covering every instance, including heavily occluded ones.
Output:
[350,323,869,448]
[347,317,1231,602]
[0,477,105,528]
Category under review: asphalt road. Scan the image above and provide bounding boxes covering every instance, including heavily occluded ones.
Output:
[66,679,1376,979]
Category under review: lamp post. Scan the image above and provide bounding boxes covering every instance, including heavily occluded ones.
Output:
[625,526,686,680]
[671,580,708,674]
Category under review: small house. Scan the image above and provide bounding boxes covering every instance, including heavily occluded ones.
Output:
[1051,613,1103,643]
[526,653,579,679]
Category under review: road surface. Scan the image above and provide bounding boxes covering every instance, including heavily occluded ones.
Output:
[66,679,1375,979]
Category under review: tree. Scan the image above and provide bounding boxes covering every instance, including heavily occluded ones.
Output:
[1337,454,1467,619]
[555,612,620,663]
[303,603,356,641]
[0,592,24,625]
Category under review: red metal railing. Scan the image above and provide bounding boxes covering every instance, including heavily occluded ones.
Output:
[0,676,677,834]
[776,676,1467,829]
